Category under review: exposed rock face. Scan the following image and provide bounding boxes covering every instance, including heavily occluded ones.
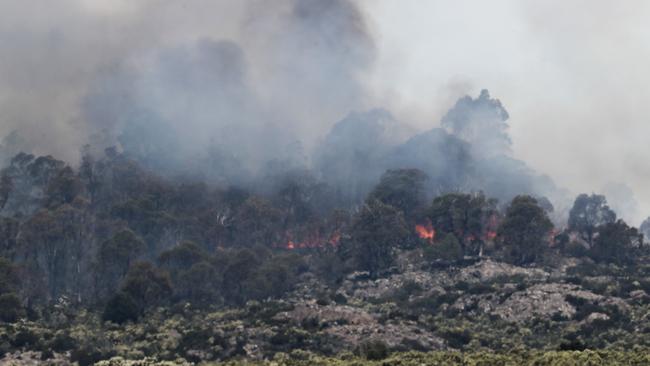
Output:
[340,270,447,301]
[583,312,610,324]
[325,320,445,351]
[450,282,629,323]
[455,259,549,284]
[275,301,445,350]
[276,302,374,326]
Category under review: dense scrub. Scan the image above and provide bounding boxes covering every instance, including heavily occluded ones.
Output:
[95,350,650,366]
[0,148,649,364]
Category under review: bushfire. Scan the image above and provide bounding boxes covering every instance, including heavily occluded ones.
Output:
[281,231,341,250]
[485,231,497,241]
[415,222,436,242]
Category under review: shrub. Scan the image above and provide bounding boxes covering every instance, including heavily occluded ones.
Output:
[11,327,38,348]
[358,339,389,360]
[564,241,588,258]
[102,291,140,324]
[70,346,110,366]
[51,331,77,352]
[0,292,24,323]
[424,233,463,262]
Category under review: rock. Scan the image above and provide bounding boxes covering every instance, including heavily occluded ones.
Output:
[325,320,445,351]
[275,302,374,326]
[629,289,649,301]
[492,284,577,322]
[273,301,444,351]
[455,259,549,284]
[340,271,447,301]
[490,283,628,323]
[583,312,610,324]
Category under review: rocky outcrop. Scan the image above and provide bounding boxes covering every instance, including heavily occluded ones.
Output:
[340,270,447,302]
[451,283,629,323]
[455,259,549,284]
[274,301,445,350]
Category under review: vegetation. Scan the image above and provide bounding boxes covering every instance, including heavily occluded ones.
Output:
[497,195,553,265]
[0,150,648,364]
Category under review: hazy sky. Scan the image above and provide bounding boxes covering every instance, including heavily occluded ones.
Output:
[1,0,649,223]
[368,1,650,224]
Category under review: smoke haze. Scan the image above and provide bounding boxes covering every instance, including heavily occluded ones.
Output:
[1,0,649,223]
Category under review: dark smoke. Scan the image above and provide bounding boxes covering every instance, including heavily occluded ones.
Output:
[0,0,572,216]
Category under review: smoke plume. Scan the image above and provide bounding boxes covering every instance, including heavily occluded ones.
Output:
[2,0,645,222]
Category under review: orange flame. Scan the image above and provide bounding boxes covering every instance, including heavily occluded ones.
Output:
[280,231,341,250]
[328,231,341,246]
[415,222,436,242]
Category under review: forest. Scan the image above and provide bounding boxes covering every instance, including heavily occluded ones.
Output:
[2,110,650,364]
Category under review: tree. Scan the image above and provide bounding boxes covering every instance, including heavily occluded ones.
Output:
[232,196,282,247]
[640,217,650,243]
[0,293,25,323]
[441,89,511,157]
[497,195,553,265]
[342,199,409,277]
[45,166,83,208]
[96,230,146,298]
[0,258,23,323]
[0,257,19,295]
[158,242,219,305]
[568,194,616,247]
[222,249,261,304]
[269,168,328,226]
[102,291,140,324]
[590,220,643,264]
[13,205,93,304]
[0,153,69,216]
[0,217,19,257]
[175,261,221,306]
[423,233,463,262]
[121,262,172,312]
[367,169,428,219]
[158,241,206,273]
[427,192,498,256]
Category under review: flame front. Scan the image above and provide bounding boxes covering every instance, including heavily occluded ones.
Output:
[281,231,341,250]
[485,231,497,240]
[415,223,435,242]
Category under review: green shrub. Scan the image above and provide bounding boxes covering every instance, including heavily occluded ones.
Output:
[564,241,589,258]
[103,291,140,324]
[51,331,77,352]
[0,292,24,323]
[358,339,389,360]
[424,233,463,262]
[11,327,39,348]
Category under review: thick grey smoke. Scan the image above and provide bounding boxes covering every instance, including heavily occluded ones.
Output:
[0,0,375,171]
[1,0,640,224]
[601,182,640,226]
[367,0,650,223]
[441,89,511,158]
[314,90,567,213]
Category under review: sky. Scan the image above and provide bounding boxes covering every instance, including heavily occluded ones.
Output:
[0,0,649,224]
[368,0,650,224]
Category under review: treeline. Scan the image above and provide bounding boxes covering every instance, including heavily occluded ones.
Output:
[0,149,646,324]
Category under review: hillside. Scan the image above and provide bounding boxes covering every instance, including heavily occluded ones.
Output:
[0,150,649,365]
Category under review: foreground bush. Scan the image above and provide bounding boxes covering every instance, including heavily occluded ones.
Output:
[93,350,650,366]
